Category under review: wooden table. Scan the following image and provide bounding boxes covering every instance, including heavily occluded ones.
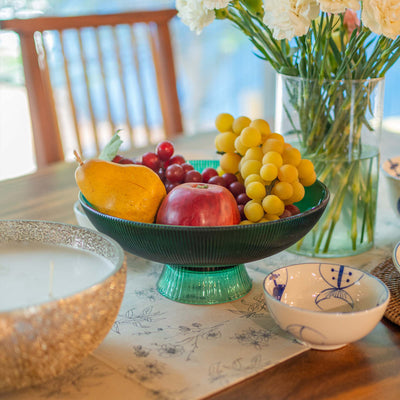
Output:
[1,131,400,399]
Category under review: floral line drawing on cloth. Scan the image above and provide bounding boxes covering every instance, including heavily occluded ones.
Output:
[232,327,275,350]
[112,305,167,334]
[174,322,224,361]
[208,354,267,384]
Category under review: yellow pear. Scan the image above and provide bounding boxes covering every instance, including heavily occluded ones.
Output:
[74,152,166,223]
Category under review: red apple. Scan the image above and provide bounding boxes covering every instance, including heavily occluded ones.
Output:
[156,183,241,226]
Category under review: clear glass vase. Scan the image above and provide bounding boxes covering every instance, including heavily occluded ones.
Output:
[275,74,385,257]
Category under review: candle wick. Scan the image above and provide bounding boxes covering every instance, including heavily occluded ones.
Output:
[49,260,54,298]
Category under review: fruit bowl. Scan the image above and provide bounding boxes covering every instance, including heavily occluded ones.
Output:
[79,160,329,305]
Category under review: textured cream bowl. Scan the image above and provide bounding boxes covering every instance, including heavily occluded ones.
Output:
[263,263,389,350]
[0,220,126,393]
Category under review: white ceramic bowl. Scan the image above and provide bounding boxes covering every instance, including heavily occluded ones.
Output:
[392,241,400,274]
[263,263,389,351]
[73,199,96,229]
[381,156,400,218]
[0,220,126,392]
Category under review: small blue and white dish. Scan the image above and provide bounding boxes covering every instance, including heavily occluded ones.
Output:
[263,263,389,351]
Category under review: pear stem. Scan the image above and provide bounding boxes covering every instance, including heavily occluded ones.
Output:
[73,150,83,166]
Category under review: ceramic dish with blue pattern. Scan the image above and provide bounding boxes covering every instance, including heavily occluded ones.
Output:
[263,262,389,350]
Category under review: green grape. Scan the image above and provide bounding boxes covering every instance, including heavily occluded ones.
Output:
[234,136,249,156]
[297,159,315,179]
[262,151,283,167]
[285,181,305,204]
[240,126,262,147]
[264,214,280,221]
[232,116,251,134]
[214,131,237,153]
[278,164,298,183]
[246,181,266,201]
[215,112,234,132]
[262,138,284,154]
[271,181,294,200]
[282,147,301,166]
[268,132,285,143]
[262,195,285,216]
[250,118,271,141]
[220,152,241,174]
[244,173,265,187]
[244,146,264,162]
[240,159,262,179]
[300,170,317,187]
[260,163,278,181]
[244,201,264,222]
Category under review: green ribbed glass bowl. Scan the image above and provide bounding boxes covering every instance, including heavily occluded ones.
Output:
[79,160,329,305]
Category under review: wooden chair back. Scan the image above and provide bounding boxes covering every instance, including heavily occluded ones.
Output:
[1,10,183,167]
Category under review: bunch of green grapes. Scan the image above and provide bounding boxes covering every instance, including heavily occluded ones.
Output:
[214,113,317,225]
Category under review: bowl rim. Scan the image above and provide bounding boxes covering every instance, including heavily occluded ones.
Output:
[263,262,390,317]
[392,241,400,272]
[0,219,125,313]
[78,179,330,231]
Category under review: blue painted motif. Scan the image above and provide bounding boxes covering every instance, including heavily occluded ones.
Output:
[268,270,288,300]
[397,197,400,214]
[315,264,364,311]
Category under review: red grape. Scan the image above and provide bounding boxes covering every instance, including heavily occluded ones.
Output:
[181,162,195,174]
[237,204,245,220]
[119,157,135,164]
[165,154,186,168]
[165,164,185,183]
[228,181,245,198]
[208,175,226,187]
[184,170,202,183]
[236,193,251,205]
[285,204,301,216]
[112,155,124,163]
[201,167,219,183]
[280,209,292,219]
[165,181,180,193]
[142,152,160,171]
[156,140,174,161]
[222,173,237,186]
[156,167,166,182]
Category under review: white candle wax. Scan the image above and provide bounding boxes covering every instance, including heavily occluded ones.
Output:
[0,242,115,311]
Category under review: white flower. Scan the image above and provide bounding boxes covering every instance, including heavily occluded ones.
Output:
[176,0,215,34]
[263,0,320,40]
[362,0,400,39]
[318,0,360,14]
[204,0,230,9]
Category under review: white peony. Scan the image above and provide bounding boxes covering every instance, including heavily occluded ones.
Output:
[362,0,400,39]
[318,0,360,14]
[263,0,320,40]
[176,0,216,34]
[203,0,230,9]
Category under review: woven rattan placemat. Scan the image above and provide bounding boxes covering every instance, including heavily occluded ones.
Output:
[372,258,400,326]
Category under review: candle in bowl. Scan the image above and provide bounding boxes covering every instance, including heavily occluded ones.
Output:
[0,220,126,393]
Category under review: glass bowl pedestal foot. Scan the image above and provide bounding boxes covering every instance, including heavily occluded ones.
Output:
[157,264,252,305]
